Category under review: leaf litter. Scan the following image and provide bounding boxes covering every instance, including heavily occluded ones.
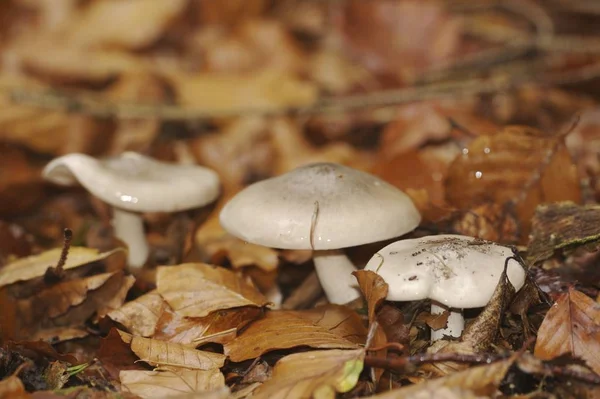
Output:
[1,1,600,398]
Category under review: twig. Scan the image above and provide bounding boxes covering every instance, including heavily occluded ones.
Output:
[364,351,508,372]
[44,228,73,284]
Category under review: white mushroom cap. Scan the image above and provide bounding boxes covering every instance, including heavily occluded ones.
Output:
[43,152,220,212]
[364,234,526,308]
[219,162,421,250]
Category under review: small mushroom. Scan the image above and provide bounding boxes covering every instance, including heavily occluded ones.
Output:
[219,162,421,304]
[43,152,220,268]
[364,234,526,340]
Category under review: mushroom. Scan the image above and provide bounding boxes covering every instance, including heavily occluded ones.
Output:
[219,162,421,304]
[363,234,526,340]
[43,152,220,268]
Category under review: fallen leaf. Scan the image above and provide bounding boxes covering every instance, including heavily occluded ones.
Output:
[0,376,28,399]
[252,349,364,399]
[169,70,317,114]
[452,203,520,244]
[156,263,270,318]
[107,291,166,338]
[120,369,226,399]
[196,207,279,272]
[224,306,362,362]
[0,222,33,265]
[534,288,600,375]
[353,270,388,324]
[153,305,262,346]
[16,271,134,342]
[97,329,145,381]
[372,357,515,398]
[118,331,225,371]
[67,0,187,49]
[0,247,125,288]
[445,126,582,242]
[0,143,45,216]
[527,202,600,264]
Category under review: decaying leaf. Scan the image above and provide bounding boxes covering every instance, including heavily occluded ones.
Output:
[195,207,279,272]
[224,306,363,362]
[117,331,225,371]
[353,270,388,324]
[534,288,600,375]
[252,349,365,399]
[0,376,28,399]
[0,247,125,288]
[445,126,582,241]
[120,369,226,399]
[153,305,262,346]
[527,202,600,264]
[107,291,166,338]
[156,263,270,318]
[373,357,515,398]
[15,271,134,342]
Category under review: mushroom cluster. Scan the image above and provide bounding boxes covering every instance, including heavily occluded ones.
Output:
[43,153,522,340]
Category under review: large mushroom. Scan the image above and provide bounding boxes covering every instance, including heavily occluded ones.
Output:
[43,152,220,268]
[364,234,526,340]
[219,162,421,304]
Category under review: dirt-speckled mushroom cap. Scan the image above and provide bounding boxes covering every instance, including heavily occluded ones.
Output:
[43,152,220,213]
[219,162,421,250]
[364,234,526,308]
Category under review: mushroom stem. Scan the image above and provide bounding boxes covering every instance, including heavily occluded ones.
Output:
[313,250,361,305]
[430,302,465,341]
[112,208,149,269]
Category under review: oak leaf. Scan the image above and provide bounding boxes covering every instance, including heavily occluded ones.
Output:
[252,349,364,399]
[156,263,270,318]
[534,288,600,375]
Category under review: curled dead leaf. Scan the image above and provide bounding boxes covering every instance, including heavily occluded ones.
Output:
[108,291,166,338]
[156,263,270,318]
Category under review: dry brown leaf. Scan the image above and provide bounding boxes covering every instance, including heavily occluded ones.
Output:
[192,116,275,191]
[372,357,515,398]
[0,376,28,399]
[154,305,262,346]
[0,246,125,288]
[445,126,582,241]
[120,369,226,399]
[169,70,317,113]
[0,143,45,216]
[338,0,462,79]
[224,306,362,362]
[252,349,364,399]
[196,206,279,272]
[67,0,187,49]
[534,288,600,375]
[353,270,388,324]
[156,263,270,318]
[118,331,225,371]
[16,271,134,342]
[108,291,166,338]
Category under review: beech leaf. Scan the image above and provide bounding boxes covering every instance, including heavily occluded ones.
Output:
[120,369,226,399]
[108,291,166,338]
[118,331,225,370]
[252,349,365,399]
[224,306,363,362]
[156,263,270,318]
[534,288,600,375]
[0,247,125,287]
